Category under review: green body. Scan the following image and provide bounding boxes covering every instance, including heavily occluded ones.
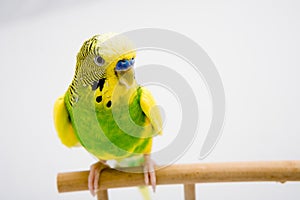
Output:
[65,85,152,161]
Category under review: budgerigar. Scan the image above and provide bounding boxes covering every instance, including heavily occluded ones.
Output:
[53,33,162,197]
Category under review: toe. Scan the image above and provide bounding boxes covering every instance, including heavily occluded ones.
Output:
[149,170,156,192]
[88,166,96,196]
[144,166,149,185]
[143,154,157,192]
[88,161,108,197]
[93,168,101,194]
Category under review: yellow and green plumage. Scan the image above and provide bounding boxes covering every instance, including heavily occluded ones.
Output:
[53,33,162,186]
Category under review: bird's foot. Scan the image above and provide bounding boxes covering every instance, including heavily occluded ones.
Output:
[88,160,109,196]
[143,154,156,192]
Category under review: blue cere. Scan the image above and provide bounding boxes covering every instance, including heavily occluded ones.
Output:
[115,58,135,71]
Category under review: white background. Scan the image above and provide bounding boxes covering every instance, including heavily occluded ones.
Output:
[0,0,300,199]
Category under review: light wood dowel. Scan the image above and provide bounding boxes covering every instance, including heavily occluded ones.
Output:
[184,184,195,200]
[97,190,108,200]
[57,160,300,193]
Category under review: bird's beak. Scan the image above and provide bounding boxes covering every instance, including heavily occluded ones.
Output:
[117,68,135,88]
[115,58,135,88]
[115,59,135,88]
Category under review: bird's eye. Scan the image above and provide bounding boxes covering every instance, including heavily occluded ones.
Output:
[94,56,105,66]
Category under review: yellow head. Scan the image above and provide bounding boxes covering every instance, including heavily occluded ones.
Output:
[74,33,137,88]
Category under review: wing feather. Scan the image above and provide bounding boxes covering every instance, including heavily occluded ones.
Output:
[53,95,80,147]
[140,87,163,135]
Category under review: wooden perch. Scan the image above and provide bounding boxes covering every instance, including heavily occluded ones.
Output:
[57,160,300,193]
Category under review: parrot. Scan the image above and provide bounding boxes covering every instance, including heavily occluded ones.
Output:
[53,33,163,197]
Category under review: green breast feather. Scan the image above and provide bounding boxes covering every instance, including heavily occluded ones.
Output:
[65,86,153,160]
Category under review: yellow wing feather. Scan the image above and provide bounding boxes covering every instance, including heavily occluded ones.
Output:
[140,87,163,135]
[53,95,80,147]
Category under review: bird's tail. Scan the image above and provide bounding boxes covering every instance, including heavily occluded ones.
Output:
[117,156,152,200]
[139,186,151,200]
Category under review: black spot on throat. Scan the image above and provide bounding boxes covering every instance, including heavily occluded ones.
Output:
[92,78,105,91]
[92,78,106,91]
[96,96,102,103]
[98,78,105,91]
[106,100,112,108]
